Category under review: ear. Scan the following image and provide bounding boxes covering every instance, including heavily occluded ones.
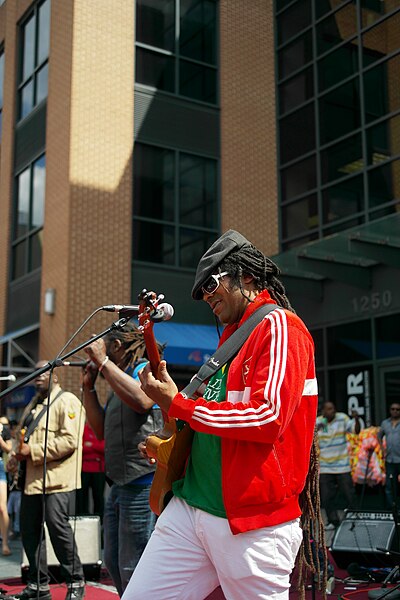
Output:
[241,273,256,291]
[113,339,123,352]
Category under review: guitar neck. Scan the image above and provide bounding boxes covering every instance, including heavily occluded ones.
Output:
[142,328,161,376]
[142,328,169,423]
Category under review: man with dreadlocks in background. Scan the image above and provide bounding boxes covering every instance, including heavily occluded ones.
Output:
[122,230,326,600]
[81,323,163,596]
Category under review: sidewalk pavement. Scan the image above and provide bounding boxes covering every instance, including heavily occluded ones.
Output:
[0,535,23,581]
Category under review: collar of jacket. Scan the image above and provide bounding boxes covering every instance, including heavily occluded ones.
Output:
[217,290,277,347]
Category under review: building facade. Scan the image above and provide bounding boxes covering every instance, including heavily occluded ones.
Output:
[0,0,399,424]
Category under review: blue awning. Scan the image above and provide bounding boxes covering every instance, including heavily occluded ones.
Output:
[152,322,219,367]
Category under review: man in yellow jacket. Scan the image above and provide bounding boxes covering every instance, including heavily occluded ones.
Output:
[10,361,86,600]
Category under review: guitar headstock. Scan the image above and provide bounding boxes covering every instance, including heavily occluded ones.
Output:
[137,290,164,331]
[137,289,167,376]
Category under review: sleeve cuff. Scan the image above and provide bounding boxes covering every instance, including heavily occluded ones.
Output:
[168,392,196,423]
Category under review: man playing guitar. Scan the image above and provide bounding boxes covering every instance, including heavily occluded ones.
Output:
[122,230,323,600]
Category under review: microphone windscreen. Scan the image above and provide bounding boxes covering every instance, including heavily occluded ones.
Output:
[159,303,174,320]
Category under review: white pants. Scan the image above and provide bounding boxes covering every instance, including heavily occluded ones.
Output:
[122,497,303,600]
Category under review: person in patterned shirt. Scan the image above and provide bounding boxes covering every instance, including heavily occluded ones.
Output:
[317,401,361,529]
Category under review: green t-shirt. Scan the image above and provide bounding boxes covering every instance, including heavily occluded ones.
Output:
[173,363,229,518]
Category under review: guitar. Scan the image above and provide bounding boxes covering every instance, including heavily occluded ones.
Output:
[138,290,193,516]
[6,427,26,491]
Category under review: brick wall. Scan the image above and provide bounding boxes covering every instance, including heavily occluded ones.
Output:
[41,0,135,391]
[219,0,279,256]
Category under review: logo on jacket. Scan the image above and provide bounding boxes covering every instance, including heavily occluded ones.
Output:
[242,357,252,385]
[68,411,76,419]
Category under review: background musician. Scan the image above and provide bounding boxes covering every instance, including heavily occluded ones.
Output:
[82,324,163,596]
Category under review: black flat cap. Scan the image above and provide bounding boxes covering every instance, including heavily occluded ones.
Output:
[191,230,252,300]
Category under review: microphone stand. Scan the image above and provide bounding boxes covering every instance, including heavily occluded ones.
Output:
[0,316,131,400]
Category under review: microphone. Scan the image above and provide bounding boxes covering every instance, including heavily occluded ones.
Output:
[0,374,17,382]
[150,303,174,322]
[54,360,88,368]
[101,303,174,322]
[101,304,140,313]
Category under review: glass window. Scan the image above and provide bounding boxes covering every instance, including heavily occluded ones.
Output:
[20,80,34,120]
[368,159,400,209]
[12,155,46,280]
[18,0,51,121]
[0,48,4,138]
[179,59,217,103]
[363,54,400,124]
[179,153,217,227]
[320,133,363,183]
[32,156,46,227]
[37,0,50,64]
[311,328,324,368]
[318,41,358,92]
[16,169,31,239]
[134,144,175,220]
[362,11,400,67]
[376,313,400,359]
[316,2,357,56]
[280,103,315,164]
[322,175,364,224]
[22,16,35,82]
[316,0,351,19]
[135,47,175,92]
[282,231,319,250]
[12,240,28,280]
[36,63,48,105]
[282,194,318,238]
[319,78,361,145]
[327,320,372,364]
[133,220,175,264]
[30,230,43,271]
[179,228,216,268]
[279,66,314,114]
[366,114,400,166]
[135,0,218,105]
[361,0,397,27]
[277,0,311,45]
[180,0,217,65]
[278,30,313,80]
[133,143,218,268]
[276,0,296,11]
[281,155,317,202]
[136,0,175,51]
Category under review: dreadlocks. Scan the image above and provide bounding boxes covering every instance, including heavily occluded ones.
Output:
[219,245,295,312]
[104,323,165,371]
[220,244,327,598]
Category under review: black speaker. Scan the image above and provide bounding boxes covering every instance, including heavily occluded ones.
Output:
[330,511,398,569]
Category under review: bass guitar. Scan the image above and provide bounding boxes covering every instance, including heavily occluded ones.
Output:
[138,290,193,516]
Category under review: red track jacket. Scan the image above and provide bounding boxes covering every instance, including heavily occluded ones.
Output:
[169,290,318,534]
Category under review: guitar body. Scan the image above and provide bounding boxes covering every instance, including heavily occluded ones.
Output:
[138,290,194,516]
[146,419,194,515]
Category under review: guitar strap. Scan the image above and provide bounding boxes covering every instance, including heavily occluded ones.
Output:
[22,388,64,442]
[180,303,277,399]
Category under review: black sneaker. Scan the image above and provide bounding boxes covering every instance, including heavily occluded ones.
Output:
[7,587,52,600]
[64,587,85,600]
